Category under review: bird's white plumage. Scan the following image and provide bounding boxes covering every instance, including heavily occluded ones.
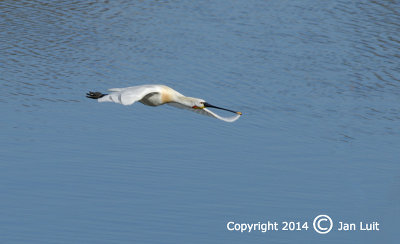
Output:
[98,85,165,106]
[94,84,242,122]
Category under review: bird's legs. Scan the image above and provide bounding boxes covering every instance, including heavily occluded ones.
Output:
[86,91,108,99]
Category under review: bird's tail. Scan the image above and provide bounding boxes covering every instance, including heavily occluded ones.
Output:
[86,91,108,99]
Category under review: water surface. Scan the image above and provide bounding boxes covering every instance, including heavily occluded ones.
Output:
[1,0,399,243]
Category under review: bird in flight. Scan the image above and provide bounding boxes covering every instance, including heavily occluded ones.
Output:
[86,84,242,122]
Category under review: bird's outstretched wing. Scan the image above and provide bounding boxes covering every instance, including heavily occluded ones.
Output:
[168,103,241,122]
[98,85,162,106]
[202,108,241,122]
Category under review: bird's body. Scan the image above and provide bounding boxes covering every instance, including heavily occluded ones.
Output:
[87,84,242,122]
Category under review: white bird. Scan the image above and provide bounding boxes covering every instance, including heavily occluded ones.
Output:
[86,84,242,122]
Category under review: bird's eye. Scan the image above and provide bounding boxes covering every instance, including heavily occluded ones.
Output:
[200,102,204,104]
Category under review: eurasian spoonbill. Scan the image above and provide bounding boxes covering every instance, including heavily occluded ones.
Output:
[86,85,242,122]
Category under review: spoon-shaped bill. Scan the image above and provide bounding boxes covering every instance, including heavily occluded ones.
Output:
[204,102,242,115]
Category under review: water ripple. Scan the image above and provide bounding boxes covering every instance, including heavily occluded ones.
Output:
[1,0,399,142]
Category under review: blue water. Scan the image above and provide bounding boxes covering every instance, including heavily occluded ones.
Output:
[1,0,399,243]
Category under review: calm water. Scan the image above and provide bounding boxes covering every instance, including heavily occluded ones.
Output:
[1,0,399,243]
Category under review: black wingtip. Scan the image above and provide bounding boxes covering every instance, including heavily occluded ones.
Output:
[86,91,107,99]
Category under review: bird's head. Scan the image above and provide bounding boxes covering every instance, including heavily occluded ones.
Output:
[191,98,206,109]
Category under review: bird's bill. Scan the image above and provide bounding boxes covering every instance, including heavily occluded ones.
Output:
[204,102,242,115]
